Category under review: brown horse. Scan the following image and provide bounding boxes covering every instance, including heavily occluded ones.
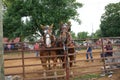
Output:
[40,24,57,71]
[57,22,76,68]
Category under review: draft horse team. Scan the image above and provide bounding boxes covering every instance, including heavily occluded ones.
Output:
[38,22,76,71]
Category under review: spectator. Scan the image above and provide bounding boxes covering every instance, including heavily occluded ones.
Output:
[105,41,113,57]
[100,41,113,61]
[24,43,28,50]
[86,43,93,62]
[34,42,40,57]
[7,43,11,50]
[104,41,114,74]
[4,44,8,51]
[11,40,15,50]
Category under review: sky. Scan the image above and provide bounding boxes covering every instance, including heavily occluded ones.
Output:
[71,0,120,35]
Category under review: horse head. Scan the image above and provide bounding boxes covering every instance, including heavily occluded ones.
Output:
[59,22,71,45]
[40,24,55,48]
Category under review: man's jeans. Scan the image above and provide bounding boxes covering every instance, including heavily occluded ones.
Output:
[86,51,93,59]
[35,51,39,57]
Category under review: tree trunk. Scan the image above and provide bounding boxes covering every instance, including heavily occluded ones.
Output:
[0,0,5,79]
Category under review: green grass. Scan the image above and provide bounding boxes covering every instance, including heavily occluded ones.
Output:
[71,74,101,80]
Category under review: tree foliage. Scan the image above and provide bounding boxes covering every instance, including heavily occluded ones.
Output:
[3,0,82,40]
[100,2,120,37]
[92,29,102,38]
[2,0,15,7]
[70,31,77,39]
[77,32,88,39]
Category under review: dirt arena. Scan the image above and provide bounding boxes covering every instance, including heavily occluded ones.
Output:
[4,49,120,80]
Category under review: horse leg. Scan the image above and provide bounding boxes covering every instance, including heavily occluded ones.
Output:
[69,53,75,76]
[58,56,63,67]
[40,52,48,70]
[41,57,47,69]
[51,51,57,69]
[69,53,75,67]
[62,56,66,68]
[50,51,58,77]
[40,51,50,77]
[40,57,47,77]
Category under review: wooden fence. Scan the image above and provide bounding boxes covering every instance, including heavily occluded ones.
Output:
[4,37,120,80]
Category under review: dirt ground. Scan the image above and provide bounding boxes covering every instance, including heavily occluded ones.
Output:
[4,49,120,80]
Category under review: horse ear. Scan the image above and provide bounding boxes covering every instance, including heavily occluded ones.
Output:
[40,25,44,29]
[67,21,71,26]
[67,21,71,31]
[50,24,54,29]
[60,21,63,26]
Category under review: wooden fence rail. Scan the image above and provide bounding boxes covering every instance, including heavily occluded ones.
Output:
[4,37,120,80]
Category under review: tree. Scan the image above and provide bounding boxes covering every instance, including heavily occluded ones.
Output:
[0,0,5,79]
[100,2,120,37]
[2,0,15,7]
[92,29,102,38]
[3,0,82,41]
[77,31,88,39]
[70,31,76,39]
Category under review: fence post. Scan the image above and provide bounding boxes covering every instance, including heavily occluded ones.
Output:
[101,38,107,74]
[0,1,5,80]
[21,42,25,79]
[64,45,69,80]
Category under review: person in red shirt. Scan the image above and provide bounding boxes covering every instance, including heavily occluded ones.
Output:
[34,42,40,57]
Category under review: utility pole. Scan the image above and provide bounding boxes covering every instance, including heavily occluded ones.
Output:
[91,24,94,38]
[0,0,5,79]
